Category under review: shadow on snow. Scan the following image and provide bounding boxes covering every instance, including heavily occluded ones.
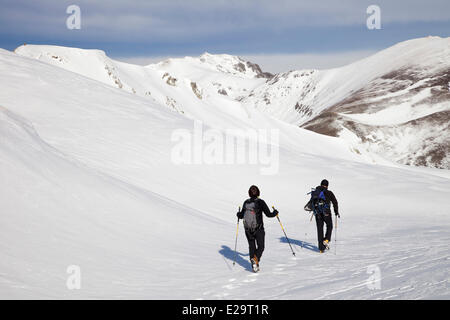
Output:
[279,237,318,253]
[219,237,318,272]
[218,245,253,272]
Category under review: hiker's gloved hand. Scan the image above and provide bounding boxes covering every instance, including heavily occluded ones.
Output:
[273,209,279,216]
[335,213,340,218]
[236,211,243,219]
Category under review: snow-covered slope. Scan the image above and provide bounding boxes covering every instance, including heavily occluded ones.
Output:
[0,104,231,298]
[1,43,449,299]
[242,37,450,169]
[14,45,271,129]
[13,44,366,163]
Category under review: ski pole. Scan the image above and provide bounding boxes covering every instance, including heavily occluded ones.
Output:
[233,207,240,266]
[334,215,338,255]
[273,206,296,256]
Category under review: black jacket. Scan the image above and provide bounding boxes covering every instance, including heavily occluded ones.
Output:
[315,186,339,215]
[237,197,277,230]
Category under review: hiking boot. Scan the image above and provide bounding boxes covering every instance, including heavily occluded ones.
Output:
[251,255,259,272]
[323,239,330,250]
[319,250,324,254]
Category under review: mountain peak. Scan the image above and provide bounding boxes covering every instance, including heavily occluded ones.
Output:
[155,52,272,79]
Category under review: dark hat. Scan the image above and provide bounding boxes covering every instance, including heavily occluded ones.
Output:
[248,185,260,198]
[321,179,329,187]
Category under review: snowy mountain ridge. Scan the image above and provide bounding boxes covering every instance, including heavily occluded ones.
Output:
[15,37,450,169]
[14,44,272,130]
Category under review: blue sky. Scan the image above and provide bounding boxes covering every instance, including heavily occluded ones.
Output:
[1,0,449,72]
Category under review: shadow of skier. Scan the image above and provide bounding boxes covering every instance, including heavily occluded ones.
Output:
[279,237,318,252]
[218,245,253,272]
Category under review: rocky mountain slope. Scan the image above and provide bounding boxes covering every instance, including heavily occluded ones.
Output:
[242,37,450,169]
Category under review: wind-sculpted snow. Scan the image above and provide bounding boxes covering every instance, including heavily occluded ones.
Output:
[1,40,449,299]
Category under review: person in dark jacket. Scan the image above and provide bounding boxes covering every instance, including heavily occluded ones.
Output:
[237,185,278,271]
[314,179,340,253]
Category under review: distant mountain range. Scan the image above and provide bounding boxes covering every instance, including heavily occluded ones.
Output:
[15,36,450,169]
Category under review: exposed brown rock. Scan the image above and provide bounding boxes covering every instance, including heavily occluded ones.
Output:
[190,82,202,99]
[245,61,273,79]
[301,112,342,137]
[234,62,246,73]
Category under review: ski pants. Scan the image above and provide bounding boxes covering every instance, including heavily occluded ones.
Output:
[315,212,333,251]
[245,227,265,262]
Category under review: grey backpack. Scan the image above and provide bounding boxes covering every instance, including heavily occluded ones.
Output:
[243,200,259,232]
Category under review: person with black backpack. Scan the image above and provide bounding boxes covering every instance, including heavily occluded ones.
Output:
[310,179,340,253]
[236,185,278,272]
